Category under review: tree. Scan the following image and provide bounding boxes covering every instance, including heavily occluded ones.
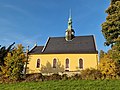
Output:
[1,44,26,81]
[0,42,15,71]
[107,42,120,62]
[99,53,120,79]
[100,0,120,77]
[99,50,106,60]
[101,0,120,46]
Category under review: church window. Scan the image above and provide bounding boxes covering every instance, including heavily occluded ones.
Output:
[53,58,57,68]
[36,59,40,68]
[66,58,69,68]
[79,59,83,69]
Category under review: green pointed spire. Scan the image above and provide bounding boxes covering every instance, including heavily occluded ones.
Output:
[69,9,72,19]
[65,9,75,41]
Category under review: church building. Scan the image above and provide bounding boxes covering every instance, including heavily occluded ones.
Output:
[27,14,98,75]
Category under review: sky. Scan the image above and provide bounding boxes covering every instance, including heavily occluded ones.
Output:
[0,0,110,52]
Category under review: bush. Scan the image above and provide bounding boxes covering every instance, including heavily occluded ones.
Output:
[25,73,44,82]
[70,74,82,80]
[43,75,51,81]
[49,73,62,80]
[61,74,68,80]
[80,68,102,80]
[0,76,18,83]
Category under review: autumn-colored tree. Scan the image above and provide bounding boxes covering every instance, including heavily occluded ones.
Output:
[99,53,120,79]
[99,50,106,60]
[1,44,26,81]
[101,0,120,46]
[100,0,120,79]
[107,42,120,62]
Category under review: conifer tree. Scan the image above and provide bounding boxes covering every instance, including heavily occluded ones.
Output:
[0,42,15,65]
[1,44,25,81]
[101,0,120,46]
[0,42,15,71]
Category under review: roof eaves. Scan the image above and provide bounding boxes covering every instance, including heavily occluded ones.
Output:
[40,51,98,54]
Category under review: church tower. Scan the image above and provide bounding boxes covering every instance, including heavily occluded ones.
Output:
[65,10,75,41]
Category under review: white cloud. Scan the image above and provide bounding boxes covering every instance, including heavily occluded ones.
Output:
[1,3,31,17]
[0,3,35,47]
[4,4,24,13]
[0,18,18,28]
[0,31,36,47]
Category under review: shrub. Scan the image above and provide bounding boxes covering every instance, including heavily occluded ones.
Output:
[0,76,18,83]
[25,73,44,82]
[61,74,68,80]
[80,68,102,80]
[43,75,51,81]
[49,73,62,80]
[70,74,82,80]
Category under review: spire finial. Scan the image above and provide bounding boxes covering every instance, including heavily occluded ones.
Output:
[69,8,72,19]
[68,9,72,30]
[65,9,75,41]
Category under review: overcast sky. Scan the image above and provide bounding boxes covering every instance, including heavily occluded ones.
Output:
[0,0,110,52]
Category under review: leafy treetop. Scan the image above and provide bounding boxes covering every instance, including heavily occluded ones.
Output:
[101,0,120,46]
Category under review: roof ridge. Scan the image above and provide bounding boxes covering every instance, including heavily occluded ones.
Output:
[49,35,94,38]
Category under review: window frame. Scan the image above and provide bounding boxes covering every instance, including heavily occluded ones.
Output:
[36,59,40,68]
[53,58,57,68]
[65,58,69,68]
[79,58,83,69]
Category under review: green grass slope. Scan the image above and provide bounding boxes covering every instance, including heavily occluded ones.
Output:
[0,80,120,90]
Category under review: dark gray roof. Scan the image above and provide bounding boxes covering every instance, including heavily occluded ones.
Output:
[29,46,44,54]
[29,35,98,54]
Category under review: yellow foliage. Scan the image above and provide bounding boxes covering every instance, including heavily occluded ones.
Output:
[99,54,120,79]
[1,44,26,81]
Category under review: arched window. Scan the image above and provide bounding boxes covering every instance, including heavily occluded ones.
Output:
[66,58,69,68]
[36,59,40,68]
[79,59,83,69]
[53,58,57,68]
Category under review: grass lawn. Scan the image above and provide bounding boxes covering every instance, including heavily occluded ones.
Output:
[0,80,120,90]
